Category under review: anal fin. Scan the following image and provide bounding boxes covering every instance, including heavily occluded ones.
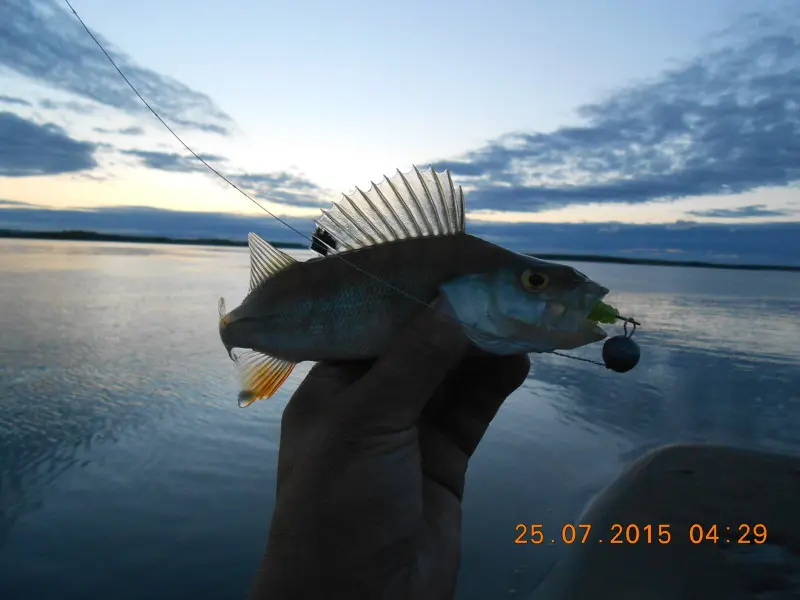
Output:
[232,349,296,407]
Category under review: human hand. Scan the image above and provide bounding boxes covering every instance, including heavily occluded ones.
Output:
[250,300,531,600]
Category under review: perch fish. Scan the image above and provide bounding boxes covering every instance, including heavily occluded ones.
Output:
[219,167,611,407]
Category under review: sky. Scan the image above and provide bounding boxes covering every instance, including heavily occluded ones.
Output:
[1,0,799,264]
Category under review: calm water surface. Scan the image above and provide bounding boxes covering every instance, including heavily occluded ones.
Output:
[0,239,799,599]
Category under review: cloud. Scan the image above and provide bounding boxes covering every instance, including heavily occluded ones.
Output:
[687,204,793,218]
[232,172,320,191]
[0,111,98,176]
[0,203,798,265]
[432,8,800,212]
[0,95,31,107]
[228,172,330,207]
[120,149,330,206]
[0,198,37,206]
[38,98,96,114]
[0,0,233,135]
[121,149,226,173]
[94,126,144,136]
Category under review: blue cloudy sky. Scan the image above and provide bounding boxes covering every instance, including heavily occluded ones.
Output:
[1,0,799,264]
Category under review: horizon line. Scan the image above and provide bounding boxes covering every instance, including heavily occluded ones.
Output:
[1,228,798,273]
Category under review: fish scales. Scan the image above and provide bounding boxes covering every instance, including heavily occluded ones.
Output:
[240,234,508,362]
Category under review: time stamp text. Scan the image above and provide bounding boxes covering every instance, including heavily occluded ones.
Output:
[514,523,768,545]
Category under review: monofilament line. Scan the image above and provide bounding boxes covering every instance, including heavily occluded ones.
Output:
[61,0,451,316]
[62,0,613,365]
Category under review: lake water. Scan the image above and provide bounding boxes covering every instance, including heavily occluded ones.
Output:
[0,239,799,599]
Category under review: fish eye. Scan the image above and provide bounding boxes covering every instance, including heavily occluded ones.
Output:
[521,269,550,292]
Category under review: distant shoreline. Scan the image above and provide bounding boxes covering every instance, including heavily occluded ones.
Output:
[0,228,305,250]
[1,228,797,272]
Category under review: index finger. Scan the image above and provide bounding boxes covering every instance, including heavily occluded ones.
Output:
[426,354,531,456]
[417,354,530,500]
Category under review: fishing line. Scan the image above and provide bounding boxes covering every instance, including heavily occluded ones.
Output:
[62,0,634,368]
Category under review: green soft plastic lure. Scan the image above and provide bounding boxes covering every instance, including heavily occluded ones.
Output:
[588,300,620,324]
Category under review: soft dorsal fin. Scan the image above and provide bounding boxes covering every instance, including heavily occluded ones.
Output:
[313,166,465,253]
[248,232,296,291]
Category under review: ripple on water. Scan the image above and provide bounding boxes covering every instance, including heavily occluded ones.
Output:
[0,242,799,600]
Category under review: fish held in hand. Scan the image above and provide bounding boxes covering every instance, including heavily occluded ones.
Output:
[218,166,611,407]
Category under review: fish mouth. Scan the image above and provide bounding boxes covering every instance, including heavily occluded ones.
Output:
[585,320,608,339]
[587,281,610,298]
[556,284,609,341]
[583,314,609,341]
[570,308,607,341]
[584,282,609,336]
[521,300,609,346]
[545,292,609,339]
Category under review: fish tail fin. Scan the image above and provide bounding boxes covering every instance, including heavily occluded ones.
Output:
[218,232,299,406]
[233,350,296,408]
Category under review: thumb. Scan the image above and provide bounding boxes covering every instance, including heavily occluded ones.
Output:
[348,298,471,428]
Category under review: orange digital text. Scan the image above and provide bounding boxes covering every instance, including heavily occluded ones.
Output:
[514,523,768,545]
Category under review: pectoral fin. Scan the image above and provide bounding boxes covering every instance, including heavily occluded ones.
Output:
[231,349,296,407]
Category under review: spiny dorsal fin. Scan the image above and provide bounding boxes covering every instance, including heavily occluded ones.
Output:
[248,232,296,291]
[313,166,465,253]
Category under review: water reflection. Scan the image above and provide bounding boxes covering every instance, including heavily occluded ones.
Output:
[0,241,799,600]
[532,261,800,453]
[527,347,799,453]
[0,241,249,550]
